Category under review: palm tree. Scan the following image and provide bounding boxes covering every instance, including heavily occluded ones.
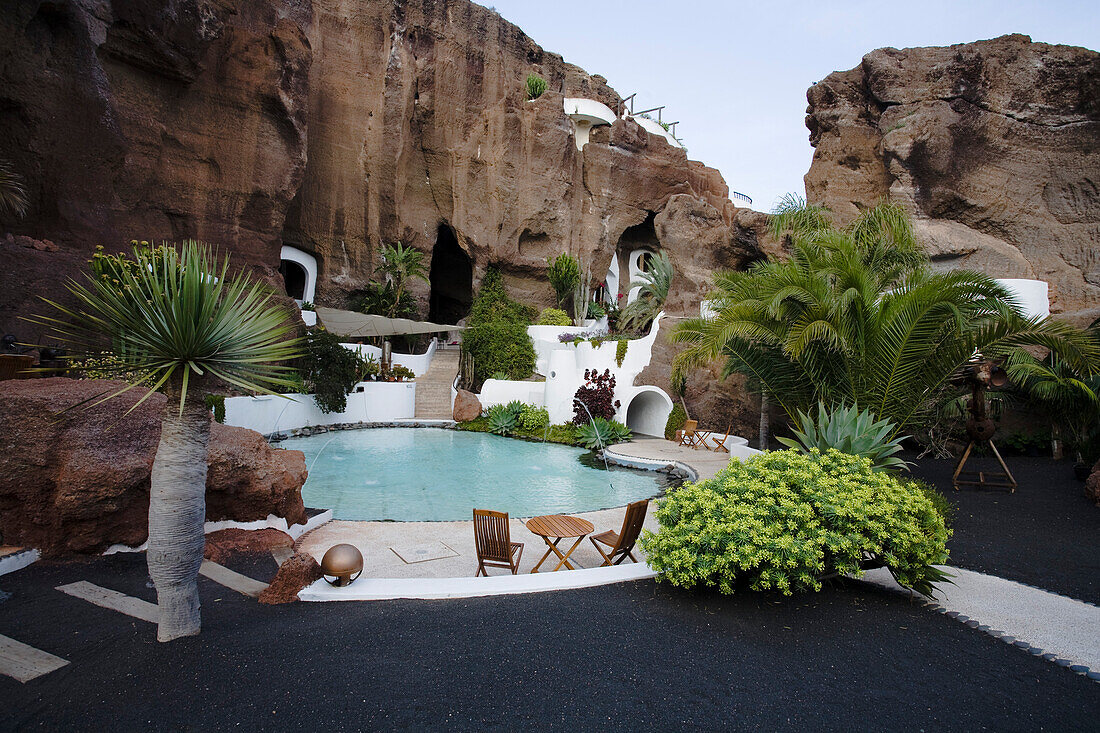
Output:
[0,159,29,219]
[620,250,673,333]
[375,241,429,318]
[674,198,1099,432]
[31,242,301,641]
[1004,348,1100,462]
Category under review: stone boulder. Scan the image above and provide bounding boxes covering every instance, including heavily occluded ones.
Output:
[453,389,482,422]
[0,378,307,556]
[203,528,294,565]
[1086,460,1100,507]
[804,34,1100,322]
[258,552,323,605]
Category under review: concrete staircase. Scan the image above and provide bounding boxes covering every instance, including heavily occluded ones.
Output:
[414,348,461,419]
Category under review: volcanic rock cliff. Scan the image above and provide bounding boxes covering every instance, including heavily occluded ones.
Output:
[1,0,772,430]
[805,34,1100,323]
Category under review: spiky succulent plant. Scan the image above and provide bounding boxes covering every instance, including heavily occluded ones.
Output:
[777,402,911,471]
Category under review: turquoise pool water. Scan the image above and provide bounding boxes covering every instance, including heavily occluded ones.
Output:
[280,427,668,521]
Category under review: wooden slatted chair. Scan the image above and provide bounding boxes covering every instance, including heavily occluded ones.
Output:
[708,426,733,452]
[590,499,649,566]
[677,419,699,448]
[473,509,524,576]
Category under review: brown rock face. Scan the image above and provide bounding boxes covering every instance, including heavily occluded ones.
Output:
[1,0,775,427]
[452,389,482,422]
[0,378,307,556]
[259,551,323,605]
[204,528,294,565]
[804,34,1100,323]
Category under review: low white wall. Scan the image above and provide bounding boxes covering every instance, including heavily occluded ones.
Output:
[528,324,591,376]
[342,338,437,377]
[224,382,416,435]
[995,278,1050,320]
[478,380,546,411]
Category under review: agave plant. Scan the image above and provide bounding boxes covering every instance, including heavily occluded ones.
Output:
[777,402,911,471]
[487,403,518,435]
[30,241,301,641]
[575,417,632,450]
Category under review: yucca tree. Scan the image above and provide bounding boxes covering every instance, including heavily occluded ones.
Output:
[620,250,673,333]
[375,241,429,318]
[30,242,301,641]
[673,198,1100,432]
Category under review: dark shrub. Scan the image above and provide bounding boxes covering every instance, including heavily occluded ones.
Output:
[572,369,619,425]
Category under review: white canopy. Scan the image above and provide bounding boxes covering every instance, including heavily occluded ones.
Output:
[315,306,463,337]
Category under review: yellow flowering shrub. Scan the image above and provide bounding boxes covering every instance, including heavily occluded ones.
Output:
[640,448,950,596]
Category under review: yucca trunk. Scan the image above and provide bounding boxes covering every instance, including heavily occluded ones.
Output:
[759,391,770,450]
[148,395,210,641]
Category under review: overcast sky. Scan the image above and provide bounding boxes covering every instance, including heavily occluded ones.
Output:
[483,0,1099,212]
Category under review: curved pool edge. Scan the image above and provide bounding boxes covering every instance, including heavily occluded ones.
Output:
[603,446,700,482]
[298,562,658,601]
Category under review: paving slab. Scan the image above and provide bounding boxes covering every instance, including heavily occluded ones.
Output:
[199,560,268,598]
[56,581,158,623]
[0,634,69,683]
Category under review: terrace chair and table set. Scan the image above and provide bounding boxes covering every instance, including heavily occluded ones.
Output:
[472,499,649,576]
[677,419,733,453]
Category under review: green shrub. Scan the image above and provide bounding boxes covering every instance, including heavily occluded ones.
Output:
[615,339,628,367]
[664,403,687,440]
[525,74,548,100]
[488,407,517,436]
[546,254,580,309]
[902,478,955,532]
[389,364,416,381]
[204,394,226,424]
[575,417,632,449]
[298,329,365,413]
[519,404,550,431]
[537,308,572,326]
[68,352,143,383]
[777,402,911,471]
[489,370,508,381]
[640,449,950,597]
[463,267,537,386]
[587,301,606,319]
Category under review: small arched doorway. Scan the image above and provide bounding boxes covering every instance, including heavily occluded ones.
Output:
[279,245,317,303]
[624,388,673,438]
[429,224,473,324]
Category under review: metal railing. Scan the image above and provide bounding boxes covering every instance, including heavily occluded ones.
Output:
[731,191,753,206]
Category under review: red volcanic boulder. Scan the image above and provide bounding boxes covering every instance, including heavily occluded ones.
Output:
[1086,460,1100,507]
[259,552,323,605]
[452,389,482,422]
[204,528,295,565]
[0,378,307,556]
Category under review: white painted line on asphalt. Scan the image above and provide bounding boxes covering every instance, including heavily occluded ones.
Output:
[199,560,268,598]
[299,562,657,601]
[0,549,40,577]
[56,581,158,623]
[0,634,69,683]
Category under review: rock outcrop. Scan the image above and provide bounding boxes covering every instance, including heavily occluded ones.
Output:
[259,551,323,605]
[0,378,307,555]
[805,34,1100,323]
[452,389,482,422]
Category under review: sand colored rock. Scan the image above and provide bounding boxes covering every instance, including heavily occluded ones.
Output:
[0,378,307,556]
[804,34,1100,323]
[258,551,323,605]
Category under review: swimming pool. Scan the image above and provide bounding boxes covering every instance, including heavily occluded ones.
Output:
[280,427,670,521]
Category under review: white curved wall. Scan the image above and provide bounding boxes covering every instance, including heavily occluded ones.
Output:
[996,278,1050,320]
[563,98,617,126]
[623,387,673,437]
[280,245,318,304]
[224,382,416,436]
[628,115,682,148]
[626,249,655,304]
[342,338,438,377]
[479,379,546,411]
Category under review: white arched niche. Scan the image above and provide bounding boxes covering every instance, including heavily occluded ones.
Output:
[280,245,317,304]
[624,387,673,438]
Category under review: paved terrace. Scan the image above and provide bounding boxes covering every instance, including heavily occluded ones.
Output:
[295,437,743,579]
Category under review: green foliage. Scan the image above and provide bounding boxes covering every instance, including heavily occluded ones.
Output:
[298,329,365,413]
[900,477,954,532]
[615,338,628,368]
[489,370,508,380]
[519,404,550,431]
[525,74,548,100]
[998,430,1051,456]
[0,158,28,219]
[1004,346,1100,462]
[389,364,416,381]
[537,307,572,326]
[488,407,518,436]
[587,301,606,319]
[68,352,144,383]
[546,253,580,310]
[204,394,226,424]
[463,267,537,386]
[672,198,1100,432]
[640,449,951,597]
[353,280,420,320]
[619,251,672,333]
[777,402,911,471]
[457,416,581,446]
[372,241,429,318]
[575,417,632,449]
[664,403,687,440]
[32,241,301,414]
[299,301,315,311]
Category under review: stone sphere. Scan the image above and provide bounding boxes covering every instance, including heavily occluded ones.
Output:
[320,543,364,586]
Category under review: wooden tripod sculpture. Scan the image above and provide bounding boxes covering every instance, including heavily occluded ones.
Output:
[952,375,1017,492]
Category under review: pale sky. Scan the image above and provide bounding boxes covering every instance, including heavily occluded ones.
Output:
[483,0,1099,212]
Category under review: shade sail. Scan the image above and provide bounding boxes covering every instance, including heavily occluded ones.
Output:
[315,306,463,337]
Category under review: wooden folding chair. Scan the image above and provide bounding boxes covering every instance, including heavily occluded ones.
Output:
[473,509,524,576]
[590,499,649,566]
[677,419,699,448]
[708,426,733,452]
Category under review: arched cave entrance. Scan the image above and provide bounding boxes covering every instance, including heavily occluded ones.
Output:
[624,388,674,438]
[612,211,660,303]
[280,260,307,300]
[428,223,473,324]
[279,245,317,303]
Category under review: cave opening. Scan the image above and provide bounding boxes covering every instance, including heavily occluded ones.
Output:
[429,223,473,324]
[279,260,308,300]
